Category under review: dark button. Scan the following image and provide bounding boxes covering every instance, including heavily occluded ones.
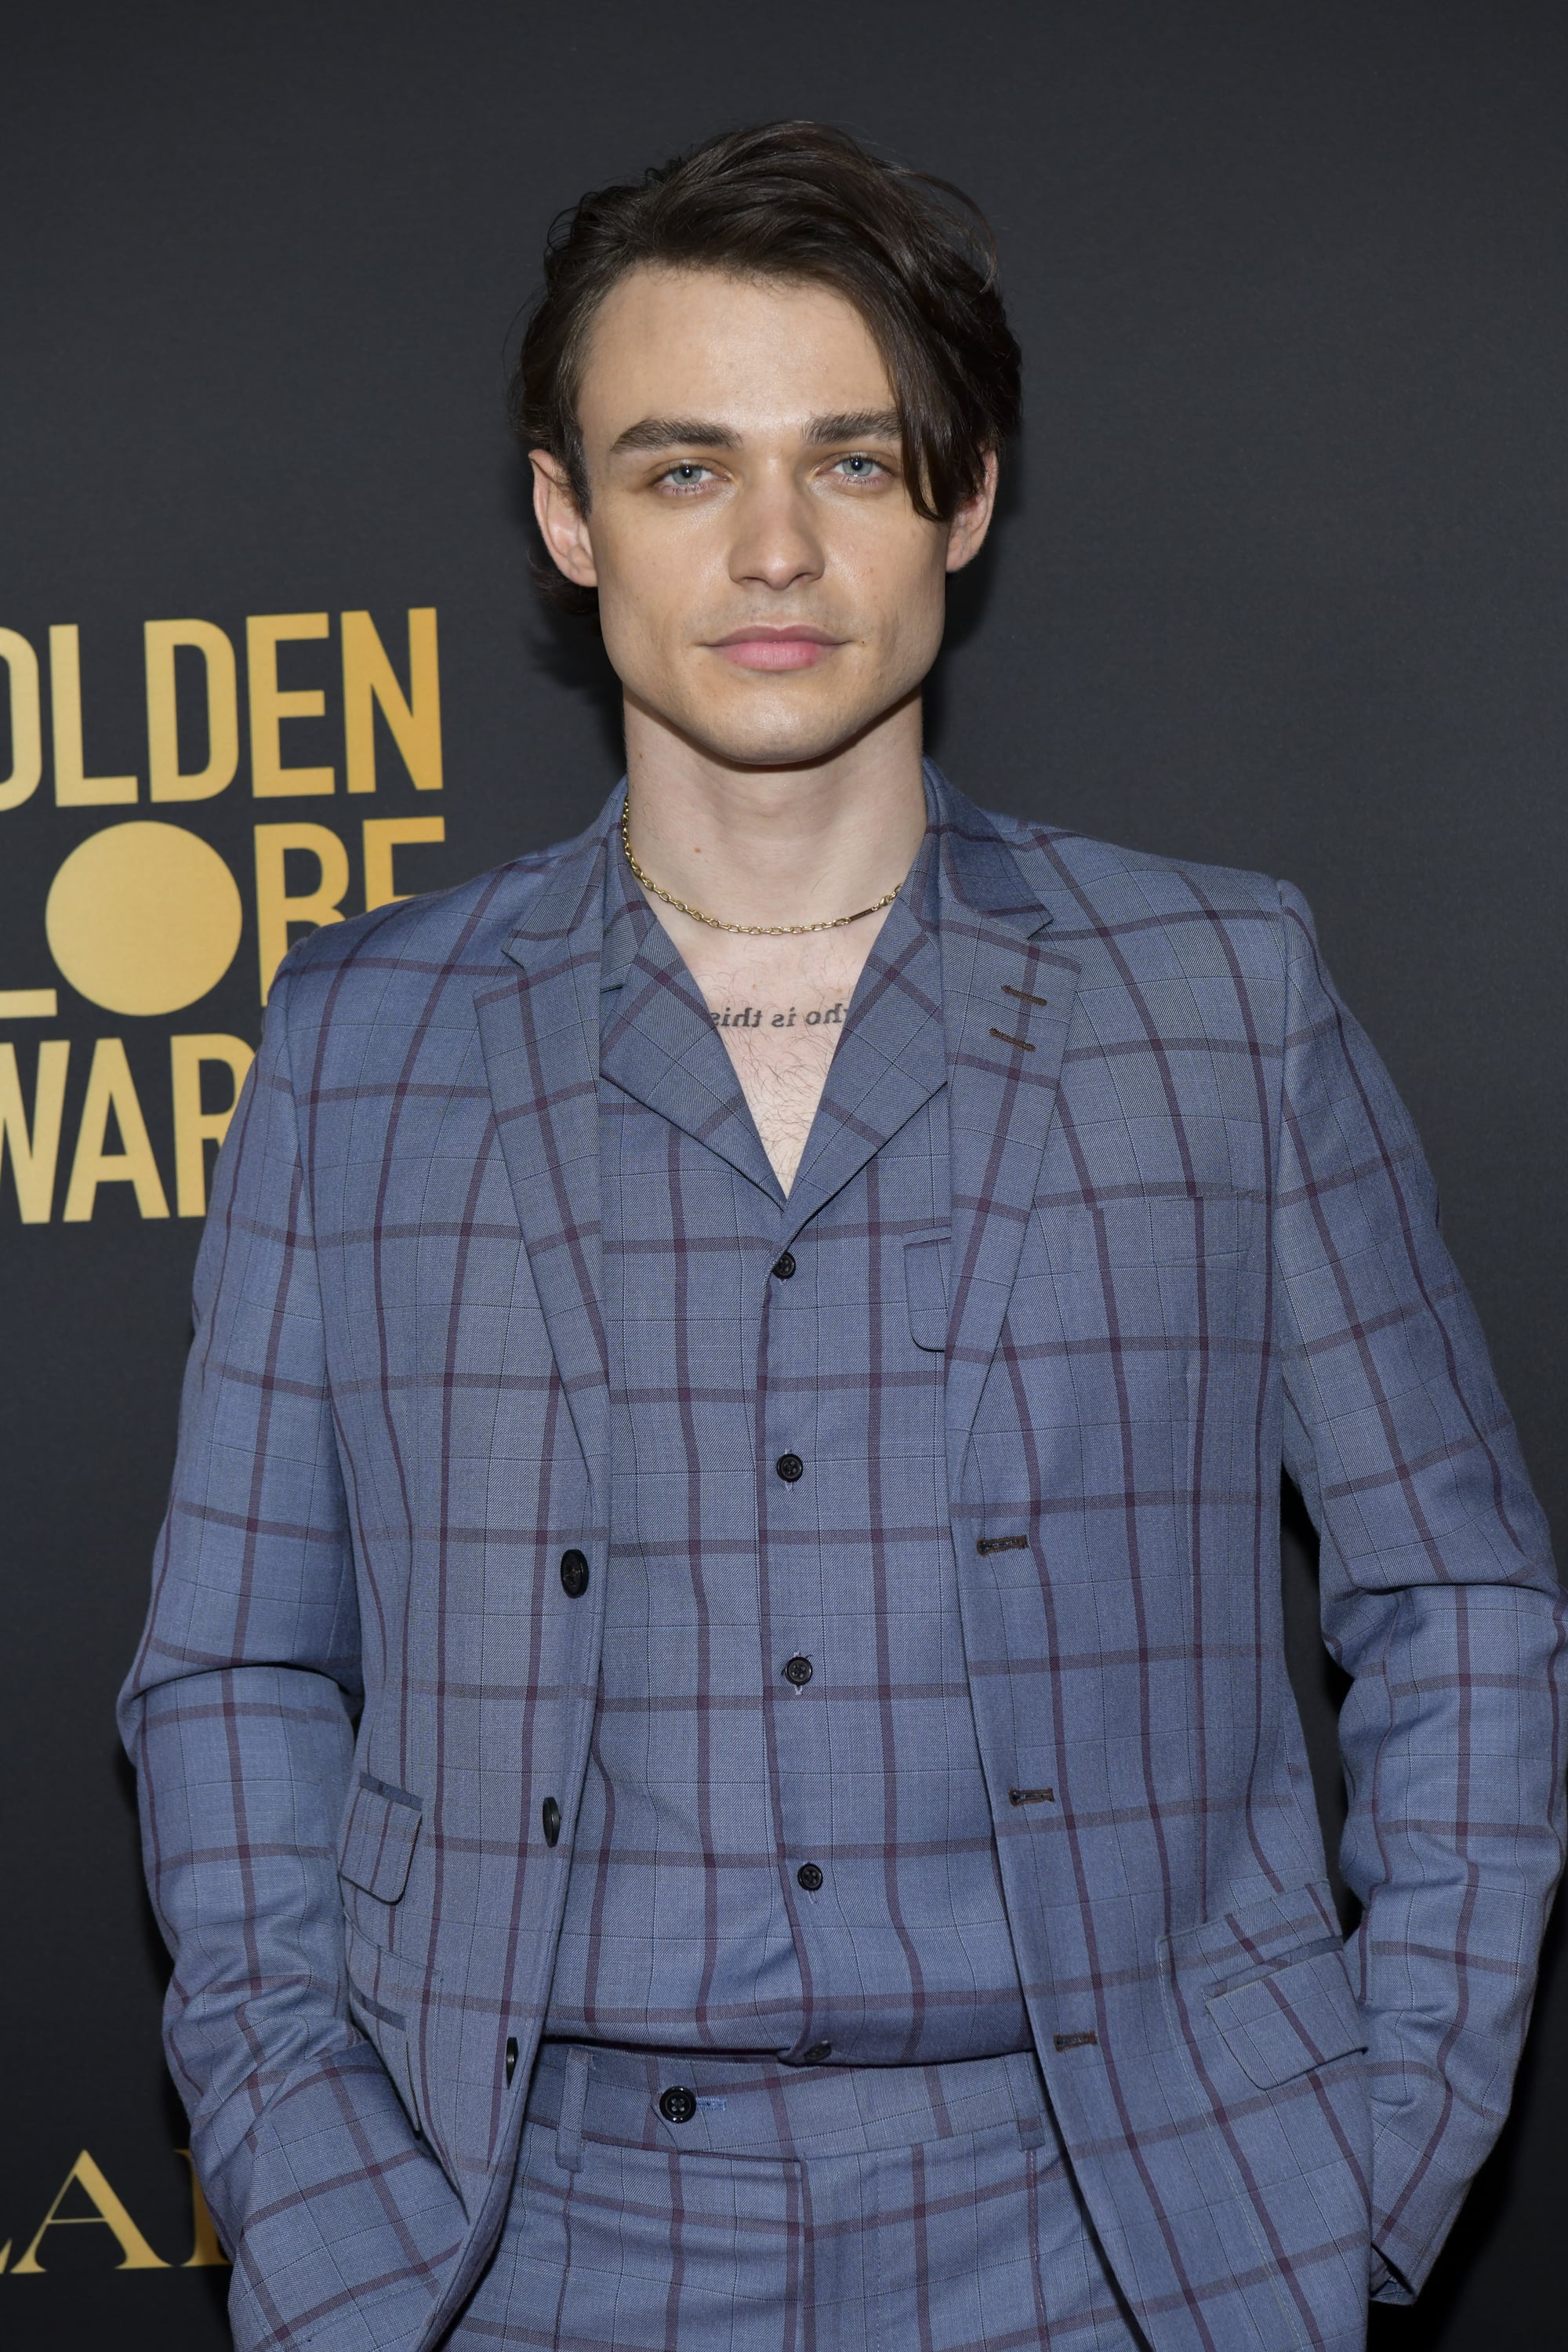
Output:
[504,2035,519,2085]
[659,2085,699,2125]
[559,1548,590,1598]
[775,1452,804,1483]
[802,2041,833,2064]
[782,1654,814,1687]
[541,1796,561,1847]
[796,1862,824,1892]
[771,1251,797,1280]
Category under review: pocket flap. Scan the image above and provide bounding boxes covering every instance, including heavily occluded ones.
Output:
[904,1236,950,1352]
[1165,1878,1340,1987]
[339,1775,422,1903]
[1205,1947,1367,2089]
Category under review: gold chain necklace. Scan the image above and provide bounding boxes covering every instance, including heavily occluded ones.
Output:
[620,797,902,937]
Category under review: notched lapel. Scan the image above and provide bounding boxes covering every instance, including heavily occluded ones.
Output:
[476,832,612,1479]
[935,781,1082,1478]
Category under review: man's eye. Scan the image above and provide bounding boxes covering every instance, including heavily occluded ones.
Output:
[659,463,713,491]
[833,453,887,481]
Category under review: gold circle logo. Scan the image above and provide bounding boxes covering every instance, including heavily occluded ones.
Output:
[46,821,242,1015]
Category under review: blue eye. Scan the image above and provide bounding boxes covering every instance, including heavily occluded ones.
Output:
[837,454,883,479]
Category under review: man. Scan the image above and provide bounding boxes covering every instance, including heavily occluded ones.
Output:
[122,121,1566,2352]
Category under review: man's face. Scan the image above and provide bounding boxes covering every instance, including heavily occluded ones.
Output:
[531,266,996,769]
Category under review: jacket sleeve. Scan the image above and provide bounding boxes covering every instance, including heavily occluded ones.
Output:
[1272,879,1568,2302]
[118,964,466,2352]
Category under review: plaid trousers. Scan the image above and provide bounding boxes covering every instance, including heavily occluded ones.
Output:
[450,2044,1140,2351]
[121,768,1566,2352]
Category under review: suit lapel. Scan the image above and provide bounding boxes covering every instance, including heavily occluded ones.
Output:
[935,775,1082,1482]
[475,815,615,1483]
[471,774,1079,1492]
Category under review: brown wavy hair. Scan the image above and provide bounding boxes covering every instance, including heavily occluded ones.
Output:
[510,120,1022,619]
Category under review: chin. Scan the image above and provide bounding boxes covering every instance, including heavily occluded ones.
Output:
[709,731,862,771]
[679,689,894,772]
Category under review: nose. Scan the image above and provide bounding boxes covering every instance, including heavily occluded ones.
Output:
[727,468,825,593]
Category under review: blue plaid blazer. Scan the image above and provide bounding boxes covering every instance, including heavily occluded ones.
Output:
[122,771,1566,2352]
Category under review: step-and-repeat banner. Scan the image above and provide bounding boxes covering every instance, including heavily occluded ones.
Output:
[2,604,445,1220]
[3,8,1563,2347]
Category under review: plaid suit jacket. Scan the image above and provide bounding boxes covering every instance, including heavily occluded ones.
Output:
[121,771,1566,2352]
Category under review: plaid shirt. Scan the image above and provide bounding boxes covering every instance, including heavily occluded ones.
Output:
[544,826,1031,2063]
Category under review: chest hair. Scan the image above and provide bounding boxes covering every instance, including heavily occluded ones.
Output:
[673,917,892,1192]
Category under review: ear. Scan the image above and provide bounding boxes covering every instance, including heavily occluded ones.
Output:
[944,448,1000,575]
[529,450,599,588]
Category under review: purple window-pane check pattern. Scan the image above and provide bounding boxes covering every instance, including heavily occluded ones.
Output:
[454,2044,1138,2351]
[118,771,1566,2352]
[545,831,1030,2063]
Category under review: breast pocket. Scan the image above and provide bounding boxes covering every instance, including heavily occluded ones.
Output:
[1042,1183,1256,1272]
[904,1234,951,1352]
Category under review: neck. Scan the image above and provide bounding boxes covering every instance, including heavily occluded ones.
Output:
[620,694,929,929]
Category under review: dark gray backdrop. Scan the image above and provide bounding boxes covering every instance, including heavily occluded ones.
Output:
[2,2,1563,2343]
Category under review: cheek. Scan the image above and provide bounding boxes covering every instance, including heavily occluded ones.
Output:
[593,542,687,681]
[862,547,947,677]
[596,519,714,644]
[849,518,946,622]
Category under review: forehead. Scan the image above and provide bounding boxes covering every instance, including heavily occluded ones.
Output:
[576,266,895,440]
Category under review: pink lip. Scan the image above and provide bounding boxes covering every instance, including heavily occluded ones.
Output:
[708,626,843,673]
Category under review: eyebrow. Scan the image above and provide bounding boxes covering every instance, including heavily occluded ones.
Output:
[608,408,903,457]
[804,409,902,446]
[611,417,740,454]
